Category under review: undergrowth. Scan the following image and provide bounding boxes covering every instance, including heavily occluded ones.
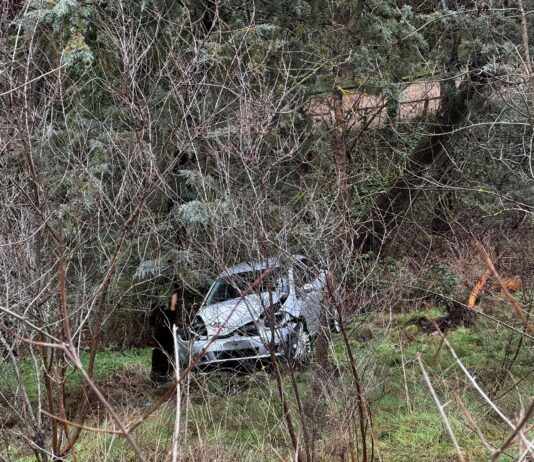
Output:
[1,296,532,461]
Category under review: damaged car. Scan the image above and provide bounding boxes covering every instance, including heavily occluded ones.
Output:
[176,256,333,368]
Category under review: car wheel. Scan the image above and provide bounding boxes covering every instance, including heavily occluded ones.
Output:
[288,320,312,364]
[329,311,341,333]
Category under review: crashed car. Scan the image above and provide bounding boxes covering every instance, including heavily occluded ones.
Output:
[176,256,331,368]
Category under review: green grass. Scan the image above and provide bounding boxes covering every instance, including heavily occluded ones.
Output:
[325,303,533,461]
[2,300,533,461]
[0,347,152,402]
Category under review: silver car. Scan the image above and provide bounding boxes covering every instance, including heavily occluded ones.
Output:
[176,256,328,368]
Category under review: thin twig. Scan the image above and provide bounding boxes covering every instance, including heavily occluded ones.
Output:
[453,393,495,455]
[493,399,534,460]
[426,316,532,450]
[416,354,466,462]
[0,64,67,98]
[171,324,181,462]
[475,242,534,336]
[63,345,147,462]
[40,410,122,435]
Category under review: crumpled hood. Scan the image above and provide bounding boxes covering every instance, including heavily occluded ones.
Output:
[196,293,281,337]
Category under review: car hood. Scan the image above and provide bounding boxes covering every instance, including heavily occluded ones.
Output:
[196,293,282,337]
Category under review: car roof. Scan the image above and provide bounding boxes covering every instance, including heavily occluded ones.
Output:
[219,255,306,277]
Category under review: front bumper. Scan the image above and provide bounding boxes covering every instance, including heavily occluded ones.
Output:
[176,327,291,367]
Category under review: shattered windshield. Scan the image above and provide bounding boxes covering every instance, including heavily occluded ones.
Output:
[205,268,288,304]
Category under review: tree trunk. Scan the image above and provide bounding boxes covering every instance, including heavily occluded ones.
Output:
[150,294,178,384]
[357,73,488,253]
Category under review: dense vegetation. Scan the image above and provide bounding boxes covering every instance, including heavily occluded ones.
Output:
[0,0,533,461]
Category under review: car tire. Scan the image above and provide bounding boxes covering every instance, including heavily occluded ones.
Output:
[287,320,313,365]
[329,311,341,333]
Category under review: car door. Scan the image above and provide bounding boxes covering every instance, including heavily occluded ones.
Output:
[292,260,324,335]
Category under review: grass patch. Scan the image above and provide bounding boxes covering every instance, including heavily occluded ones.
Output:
[0,347,152,411]
[2,299,533,461]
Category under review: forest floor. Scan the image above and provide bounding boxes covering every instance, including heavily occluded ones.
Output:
[1,294,533,461]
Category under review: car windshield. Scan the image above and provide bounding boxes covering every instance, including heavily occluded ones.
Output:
[205,268,288,304]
